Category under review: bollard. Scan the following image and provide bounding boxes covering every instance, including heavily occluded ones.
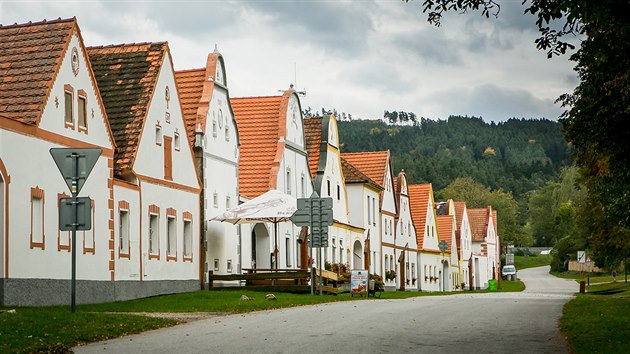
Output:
[579,280,585,293]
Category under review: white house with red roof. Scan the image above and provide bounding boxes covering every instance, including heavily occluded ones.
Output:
[467,206,499,289]
[391,171,419,291]
[231,88,313,271]
[0,18,116,306]
[409,183,445,292]
[88,40,201,297]
[448,200,473,290]
[342,151,396,283]
[436,214,460,291]
[304,114,365,272]
[340,157,383,274]
[175,49,240,287]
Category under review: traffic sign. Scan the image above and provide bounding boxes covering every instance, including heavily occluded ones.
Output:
[59,197,92,231]
[577,251,586,264]
[50,148,101,195]
[438,240,448,254]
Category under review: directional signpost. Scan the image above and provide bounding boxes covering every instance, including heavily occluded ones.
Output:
[291,191,333,295]
[50,148,101,313]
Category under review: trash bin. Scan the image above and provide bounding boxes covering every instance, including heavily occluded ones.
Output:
[488,279,498,292]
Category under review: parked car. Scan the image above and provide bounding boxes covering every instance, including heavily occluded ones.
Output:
[502,265,517,280]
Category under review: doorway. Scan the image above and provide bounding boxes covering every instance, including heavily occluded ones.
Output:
[252,223,270,269]
[352,240,362,270]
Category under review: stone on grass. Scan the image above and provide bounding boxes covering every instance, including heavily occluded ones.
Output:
[240,295,252,301]
[265,294,277,301]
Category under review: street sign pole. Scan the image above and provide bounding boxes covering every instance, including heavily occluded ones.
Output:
[309,198,314,295]
[71,152,78,313]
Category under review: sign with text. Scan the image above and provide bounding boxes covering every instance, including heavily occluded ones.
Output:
[350,269,368,296]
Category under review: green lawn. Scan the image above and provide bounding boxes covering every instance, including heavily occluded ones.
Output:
[560,282,630,354]
[550,270,625,284]
[1,285,522,353]
[513,254,551,270]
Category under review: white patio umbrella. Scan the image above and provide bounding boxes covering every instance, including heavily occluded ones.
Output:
[211,189,297,269]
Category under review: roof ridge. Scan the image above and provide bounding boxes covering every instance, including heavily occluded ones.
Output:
[232,94,283,100]
[87,41,168,50]
[0,16,75,29]
[342,150,389,155]
[175,68,206,74]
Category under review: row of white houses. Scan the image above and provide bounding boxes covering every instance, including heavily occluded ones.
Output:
[0,18,500,306]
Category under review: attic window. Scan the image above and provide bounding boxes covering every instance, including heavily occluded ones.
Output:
[156,124,162,145]
[174,132,180,151]
[64,86,74,127]
[78,92,87,132]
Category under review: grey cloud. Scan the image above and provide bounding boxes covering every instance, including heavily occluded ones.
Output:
[426,84,564,122]
[391,29,464,66]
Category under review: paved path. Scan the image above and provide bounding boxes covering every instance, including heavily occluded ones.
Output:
[74,266,578,354]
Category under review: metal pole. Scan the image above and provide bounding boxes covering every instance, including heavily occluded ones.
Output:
[71,153,78,313]
[309,199,314,295]
[318,246,323,295]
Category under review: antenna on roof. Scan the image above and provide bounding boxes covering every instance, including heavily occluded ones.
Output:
[293,62,306,96]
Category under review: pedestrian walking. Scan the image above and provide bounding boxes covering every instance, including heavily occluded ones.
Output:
[612,270,617,282]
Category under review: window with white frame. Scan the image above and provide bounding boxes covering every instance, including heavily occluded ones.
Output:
[30,187,44,248]
[64,88,73,126]
[119,209,129,255]
[174,132,180,151]
[227,259,233,272]
[167,215,176,257]
[149,212,159,256]
[226,196,231,210]
[300,174,305,197]
[183,219,192,259]
[213,192,218,208]
[285,237,291,267]
[286,168,291,194]
[156,124,162,145]
[214,258,219,271]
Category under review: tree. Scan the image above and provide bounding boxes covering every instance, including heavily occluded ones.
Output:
[406,0,630,259]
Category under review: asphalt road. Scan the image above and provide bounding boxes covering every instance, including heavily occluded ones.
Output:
[74,266,578,354]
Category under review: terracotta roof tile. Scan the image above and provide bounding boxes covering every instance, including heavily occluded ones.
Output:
[174,68,205,146]
[340,151,390,187]
[436,215,454,253]
[87,42,167,176]
[408,183,432,250]
[232,93,290,198]
[468,207,491,241]
[0,18,75,124]
[341,157,382,190]
[303,116,323,177]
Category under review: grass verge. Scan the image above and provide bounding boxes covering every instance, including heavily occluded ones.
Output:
[0,307,176,354]
[560,282,630,354]
[514,254,551,270]
[550,270,623,284]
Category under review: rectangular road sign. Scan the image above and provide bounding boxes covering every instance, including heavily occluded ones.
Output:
[59,197,92,231]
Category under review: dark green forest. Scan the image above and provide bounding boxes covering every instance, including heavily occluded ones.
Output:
[338,115,571,199]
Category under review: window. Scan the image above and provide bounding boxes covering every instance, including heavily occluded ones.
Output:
[30,187,45,249]
[156,124,162,145]
[119,209,129,257]
[214,258,219,271]
[226,196,231,210]
[372,198,376,225]
[213,192,219,208]
[57,193,70,252]
[367,196,371,224]
[167,214,176,260]
[336,184,340,200]
[227,259,233,272]
[78,94,87,131]
[64,88,73,127]
[212,112,217,137]
[174,132,180,151]
[285,237,291,267]
[225,122,230,141]
[300,174,305,197]
[339,240,343,263]
[165,111,170,124]
[327,180,331,196]
[183,218,192,260]
[286,168,291,194]
[149,211,159,258]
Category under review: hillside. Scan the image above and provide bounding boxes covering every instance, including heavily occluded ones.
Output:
[338,116,571,199]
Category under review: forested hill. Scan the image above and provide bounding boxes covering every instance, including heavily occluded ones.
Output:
[338,116,571,199]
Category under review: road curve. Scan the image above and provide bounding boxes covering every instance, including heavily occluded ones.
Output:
[75,266,578,354]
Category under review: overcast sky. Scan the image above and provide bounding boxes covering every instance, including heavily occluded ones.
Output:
[1,0,579,122]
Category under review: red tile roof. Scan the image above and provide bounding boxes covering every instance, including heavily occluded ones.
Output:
[0,18,76,124]
[174,68,205,146]
[231,89,292,199]
[468,207,491,241]
[341,157,381,190]
[341,151,390,187]
[436,215,454,253]
[408,183,432,250]
[453,201,467,232]
[87,42,167,176]
[303,116,323,177]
